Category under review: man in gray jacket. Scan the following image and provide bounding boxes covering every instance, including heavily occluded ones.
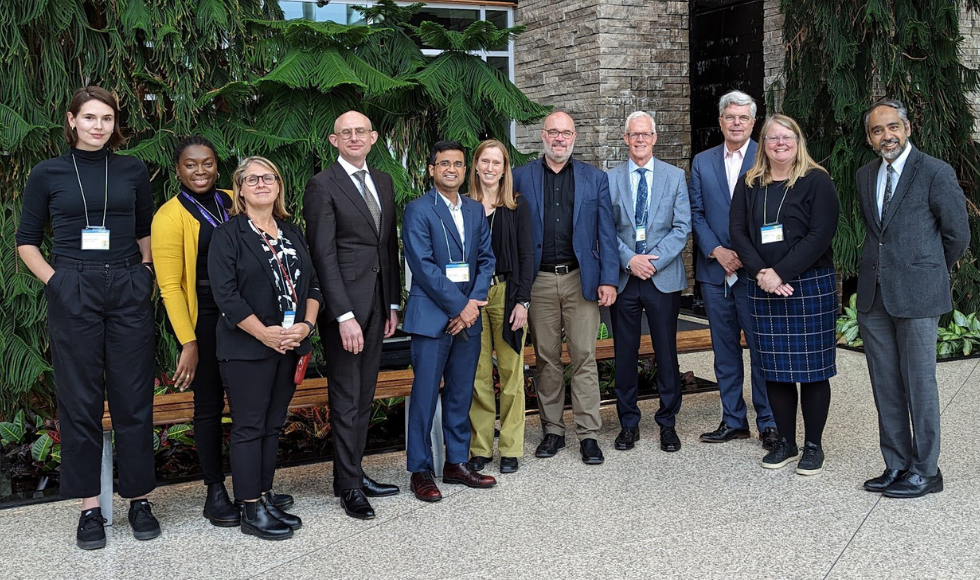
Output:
[607,111,691,453]
[856,98,969,498]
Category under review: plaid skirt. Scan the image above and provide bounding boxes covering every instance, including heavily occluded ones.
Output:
[748,267,838,383]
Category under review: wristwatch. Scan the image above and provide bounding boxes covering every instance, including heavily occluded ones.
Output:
[519,301,530,309]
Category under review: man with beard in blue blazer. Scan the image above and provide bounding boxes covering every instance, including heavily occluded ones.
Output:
[402,141,497,502]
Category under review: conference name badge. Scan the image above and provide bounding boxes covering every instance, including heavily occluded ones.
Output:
[81,227,110,250]
[760,224,784,244]
[446,262,470,283]
[636,226,646,242]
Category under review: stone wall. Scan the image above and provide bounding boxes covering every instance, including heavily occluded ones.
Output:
[763,0,785,111]
[961,5,980,137]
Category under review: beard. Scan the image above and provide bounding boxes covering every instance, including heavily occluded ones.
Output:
[544,141,574,164]
[876,138,908,161]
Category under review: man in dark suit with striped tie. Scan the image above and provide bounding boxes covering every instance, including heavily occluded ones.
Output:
[856,99,969,498]
[304,111,402,519]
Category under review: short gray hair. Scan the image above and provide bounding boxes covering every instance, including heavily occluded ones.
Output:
[718,91,757,118]
[624,111,657,134]
[863,98,910,133]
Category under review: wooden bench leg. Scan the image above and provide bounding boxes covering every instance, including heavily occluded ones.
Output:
[100,431,113,526]
[404,395,446,478]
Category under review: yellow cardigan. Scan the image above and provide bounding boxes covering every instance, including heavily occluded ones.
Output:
[151,189,233,345]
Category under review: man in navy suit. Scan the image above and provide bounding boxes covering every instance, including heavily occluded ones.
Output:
[512,112,619,465]
[689,91,777,449]
[607,111,691,453]
[402,141,497,502]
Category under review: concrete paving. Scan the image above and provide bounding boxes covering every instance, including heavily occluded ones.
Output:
[0,349,977,579]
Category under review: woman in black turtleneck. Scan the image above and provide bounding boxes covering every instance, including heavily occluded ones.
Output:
[16,86,159,550]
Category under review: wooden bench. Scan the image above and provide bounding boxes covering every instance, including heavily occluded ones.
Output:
[99,328,713,523]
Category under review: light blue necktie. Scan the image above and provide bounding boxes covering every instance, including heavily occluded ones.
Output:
[635,167,648,253]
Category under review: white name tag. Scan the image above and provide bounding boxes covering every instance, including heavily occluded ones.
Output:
[446,263,470,283]
[81,227,110,250]
[760,224,784,244]
[636,226,646,242]
[282,310,295,328]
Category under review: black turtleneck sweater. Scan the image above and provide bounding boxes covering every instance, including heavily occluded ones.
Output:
[17,147,153,261]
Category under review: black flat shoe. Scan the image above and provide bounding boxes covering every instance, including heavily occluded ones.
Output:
[203,482,240,527]
[660,426,681,452]
[499,457,519,473]
[241,500,293,541]
[77,508,106,551]
[863,469,908,492]
[760,427,780,451]
[580,439,604,465]
[614,427,640,450]
[267,487,293,510]
[262,494,302,530]
[362,475,399,497]
[882,470,944,498]
[535,434,565,458]
[468,456,492,471]
[699,421,750,443]
[128,499,161,541]
[341,489,376,520]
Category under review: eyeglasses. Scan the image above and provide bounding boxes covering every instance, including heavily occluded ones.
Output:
[764,135,798,144]
[336,127,371,140]
[544,129,575,139]
[722,115,754,124]
[242,173,278,186]
[626,132,655,141]
[434,160,465,169]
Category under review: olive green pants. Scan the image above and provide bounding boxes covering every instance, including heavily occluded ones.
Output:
[469,282,526,458]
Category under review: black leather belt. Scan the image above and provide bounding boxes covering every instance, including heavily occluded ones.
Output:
[539,261,579,275]
[490,274,507,286]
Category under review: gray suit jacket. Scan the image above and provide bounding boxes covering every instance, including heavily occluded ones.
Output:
[607,158,692,294]
[856,144,970,317]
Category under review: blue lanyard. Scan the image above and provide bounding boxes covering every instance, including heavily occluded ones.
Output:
[181,191,228,228]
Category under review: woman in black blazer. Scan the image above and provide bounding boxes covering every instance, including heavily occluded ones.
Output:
[209,156,322,540]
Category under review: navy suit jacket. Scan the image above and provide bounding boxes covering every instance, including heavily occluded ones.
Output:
[401,189,495,338]
[512,158,619,301]
[689,140,758,285]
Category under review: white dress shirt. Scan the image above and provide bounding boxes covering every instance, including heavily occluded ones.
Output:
[724,140,751,198]
[627,157,655,215]
[438,191,466,257]
[876,141,913,218]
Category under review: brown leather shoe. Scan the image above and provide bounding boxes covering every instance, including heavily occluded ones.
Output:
[443,462,497,488]
[410,471,443,502]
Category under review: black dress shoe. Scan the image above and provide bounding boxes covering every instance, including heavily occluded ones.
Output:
[660,426,681,452]
[468,456,491,471]
[882,469,944,498]
[699,421,750,443]
[863,469,908,493]
[499,457,519,473]
[760,427,780,451]
[362,475,399,497]
[240,500,293,541]
[340,489,376,520]
[203,482,240,527]
[614,427,640,450]
[262,494,302,530]
[580,439,604,465]
[267,487,293,510]
[535,434,565,458]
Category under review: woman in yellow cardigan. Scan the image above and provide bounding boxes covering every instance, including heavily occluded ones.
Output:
[152,136,297,526]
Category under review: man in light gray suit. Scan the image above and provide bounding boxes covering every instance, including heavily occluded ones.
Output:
[607,111,692,453]
[857,98,969,498]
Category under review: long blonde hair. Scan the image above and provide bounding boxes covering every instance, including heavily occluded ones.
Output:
[467,139,518,210]
[745,114,826,189]
[230,156,291,219]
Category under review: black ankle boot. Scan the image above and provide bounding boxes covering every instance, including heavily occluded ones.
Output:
[240,500,293,541]
[203,482,240,527]
[261,493,302,530]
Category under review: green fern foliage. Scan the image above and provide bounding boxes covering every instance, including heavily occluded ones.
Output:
[0,0,547,418]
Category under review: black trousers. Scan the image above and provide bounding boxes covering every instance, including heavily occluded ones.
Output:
[47,254,156,499]
[185,289,225,485]
[320,279,385,491]
[220,352,297,501]
[611,276,682,428]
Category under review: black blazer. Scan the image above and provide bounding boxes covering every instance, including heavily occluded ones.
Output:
[209,214,323,361]
[303,161,400,324]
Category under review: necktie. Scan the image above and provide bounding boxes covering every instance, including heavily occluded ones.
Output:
[635,167,648,253]
[881,165,895,221]
[354,169,382,231]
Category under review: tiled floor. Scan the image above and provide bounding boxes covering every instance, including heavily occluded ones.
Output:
[1,349,977,579]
